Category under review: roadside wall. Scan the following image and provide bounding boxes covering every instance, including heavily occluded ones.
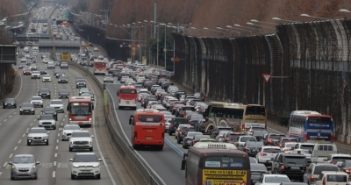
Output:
[173,19,351,142]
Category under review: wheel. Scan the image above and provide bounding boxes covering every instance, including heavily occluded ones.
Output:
[89,147,93,151]
[33,173,37,179]
[11,175,15,180]
[46,141,49,145]
[133,144,139,150]
[71,174,75,179]
[27,141,31,146]
[19,112,22,115]
[52,126,56,130]
[96,174,101,179]
[69,147,73,152]
[32,112,35,115]
[157,145,164,151]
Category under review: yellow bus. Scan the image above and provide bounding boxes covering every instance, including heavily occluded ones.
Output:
[241,104,267,131]
[181,142,251,185]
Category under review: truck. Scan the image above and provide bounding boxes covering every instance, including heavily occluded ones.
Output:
[60,52,71,63]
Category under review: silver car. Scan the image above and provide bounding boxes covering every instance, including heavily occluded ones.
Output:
[70,152,101,179]
[27,127,49,145]
[62,124,80,141]
[9,154,40,180]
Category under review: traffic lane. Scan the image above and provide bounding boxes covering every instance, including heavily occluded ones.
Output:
[106,84,186,185]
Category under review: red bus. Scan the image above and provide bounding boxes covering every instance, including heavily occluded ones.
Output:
[93,59,107,75]
[129,109,165,150]
[67,96,94,127]
[118,85,137,109]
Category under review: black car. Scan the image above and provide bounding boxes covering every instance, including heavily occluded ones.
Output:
[271,153,307,181]
[40,70,47,75]
[3,98,17,109]
[41,107,58,121]
[250,163,268,185]
[58,76,68,83]
[38,88,51,99]
[168,117,188,135]
[75,79,87,88]
[19,103,35,115]
[57,89,70,99]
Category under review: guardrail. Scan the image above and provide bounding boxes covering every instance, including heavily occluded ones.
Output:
[69,62,165,185]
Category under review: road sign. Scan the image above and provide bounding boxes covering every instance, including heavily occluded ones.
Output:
[262,73,271,82]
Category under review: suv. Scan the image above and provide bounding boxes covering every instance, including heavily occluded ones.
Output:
[271,153,307,180]
[168,117,188,135]
[69,131,93,152]
[2,98,17,109]
[9,154,40,180]
[19,102,35,115]
[31,71,40,79]
[303,163,339,185]
[27,127,49,145]
[41,107,58,121]
[318,171,349,185]
[58,89,70,99]
[38,114,56,130]
[30,96,43,108]
[62,124,80,141]
[70,152,101,179]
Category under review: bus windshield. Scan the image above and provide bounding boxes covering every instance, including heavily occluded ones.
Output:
[209,107,244,119]
[71,105,91,115]
[120,89,136,94]
[246,106,265,116]
[307,117,333,129]
[204,156,245,168]
[139,115,162,123]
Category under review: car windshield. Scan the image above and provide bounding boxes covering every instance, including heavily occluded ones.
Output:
[240,136,257,142]
[30,128,46,133]
[246,141,263,148]
[73,154,98,162]
[250,164,267,172]
[32,96,41,100]
[22,103,33,108]
[13,156,34,164]
[41,114,54,120]
[71,132,90,137]
[51,100,62,104]
[270,134,284,140]
[187,132,203,137]
[314,165,339,176]
[327,175,348,182]
[5,98,15,103]
[265,176,290,183]
[263,148,281,153]
[71,105,91,115]
[300,144,315,151]
[64,125,80,130]
[284,156,306,163]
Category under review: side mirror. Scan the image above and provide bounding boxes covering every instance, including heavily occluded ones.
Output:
[129,116,134,125]
[35,161,40,165]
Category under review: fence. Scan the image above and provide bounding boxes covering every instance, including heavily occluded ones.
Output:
[173,19,351,142]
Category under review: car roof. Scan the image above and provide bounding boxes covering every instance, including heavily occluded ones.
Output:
[14,154,34,158]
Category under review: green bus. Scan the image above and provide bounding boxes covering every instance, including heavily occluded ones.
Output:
[181,142,251,185]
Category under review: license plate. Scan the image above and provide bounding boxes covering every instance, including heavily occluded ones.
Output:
[291,166,299,170]
[145,137,152,140]
[126,101,130,104]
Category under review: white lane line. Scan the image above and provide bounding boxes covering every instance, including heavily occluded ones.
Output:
[56,139,59,144]
[0,172,2,176]
[13,146,17,151]
[17,139,22,144]
[55,146,58,150]
[22,133,25,137]
[57,133,60,137]
[8,153,13,159]
[92,94,117,185]
[52,170,56,178]
[14,72,23,99]
[3,162,7,168]
[8,115,12,118]
[3,119,7,122]
[53,161,57,167]
[54,153,58,158]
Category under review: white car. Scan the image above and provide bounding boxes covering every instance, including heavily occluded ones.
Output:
[103,74,114,83]
[31,71,40,79]
[281,142,298,152]
[42,75,51,82]
[62,124,80,141]
[49,99,64,113]
[70,152,101,179]
[30,96,43,108]
[256,146,281,164]
[27,127,49,145]
[316,171,349,185]
[256,174,290,185]
[38,114,56,130]
[69,131,93,152]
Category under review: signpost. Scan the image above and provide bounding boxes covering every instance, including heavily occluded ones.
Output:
[261,73,289,107]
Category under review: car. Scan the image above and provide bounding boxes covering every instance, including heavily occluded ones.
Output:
[182,131,203,149]
[62,124,80,141]
[303,163,339,185]
[58,75,68,83]
[69,130,93,152]
[19,102,35,115]
[23,67,32,75]
[38,114,56,130]
[279,137,299,148]
[9,154,40,180]
[47,63,55,69]
[316,171,349,185]
[81,92,95,101]
[58,89,70,99]
[235,135,257,150]
[271,153,307,181]
[250,163,268,185]
[42,75,51,82]
[30,96,43,108]
[244,140,264,157]
[79,88,90,96]
[311,143,338,163]
[38,87,51,99]
[168,117,188,135]
[256,146,281,165]
[70,152,101,179]
[76,78,87,88]
[247,126,268,141]
[40,70,47,75]
[264,133,285,146]
[256,174,291,185]
[103,74,114,83]
[49,99,64,113]
[31,71,40,79]
[326,154,351,167]
[60,62,69,69]
[2,98,17,109]
[27,127,49,145]
[175,124,194,144]
[41,107,58,121]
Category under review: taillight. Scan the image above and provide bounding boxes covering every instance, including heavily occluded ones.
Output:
[268,138,272,143]
[304,134,309,141]
[279,163,285,170]
[260,152,267,156]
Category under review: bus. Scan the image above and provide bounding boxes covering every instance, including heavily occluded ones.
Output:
[67,96,94,127]
[241,104,267,131]
[93,59,107,75]
[288,110,335,141]
[118,85,137,109]
[129,109,165,150]
[202,101,245,134]
[181,142,250,185]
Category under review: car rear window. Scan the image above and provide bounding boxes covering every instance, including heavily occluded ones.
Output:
[314,165,339,175]
[284,156,306,163]
[317,145,334,151]
[327,175,348,182]
[263,148,281,153]
[139,115,162,123]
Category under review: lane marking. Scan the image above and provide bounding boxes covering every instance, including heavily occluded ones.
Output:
[13,146,17,151]
[53,161,56,167]
[54,153,58,158]
[14,73,23,99]
[52,170,56,178]
[0,172,2,176]
[3,162,7,168]
[3,119,7,122]
[8,153,13,159]
[17,139,22,144]
[56,139,59,144]
[55,146,58,150]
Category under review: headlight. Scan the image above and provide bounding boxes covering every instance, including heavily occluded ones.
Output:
[93,164,100,168]
[20,108,23,111]
[88,118,92,121]
[72,164,80,168]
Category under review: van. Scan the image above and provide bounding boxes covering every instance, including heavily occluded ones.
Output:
[311,142,337,162]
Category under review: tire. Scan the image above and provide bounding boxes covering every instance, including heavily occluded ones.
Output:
[89,147,93,151]
[53,126,56,130]
[46,141,49,145]
[33,173,37,179]
[19,112,22,115]
[177,138,181,144]
[133,144,139,150]
[96,174,101,179]
[11,175,15,180]
[27,141,31,146]
[157,145,164,151]
[71,174,75,179]
[69,147,73,152]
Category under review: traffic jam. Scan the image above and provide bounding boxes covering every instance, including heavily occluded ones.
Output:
[73,47,350,185]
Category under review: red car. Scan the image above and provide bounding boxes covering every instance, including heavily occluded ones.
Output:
[23,68,32,75]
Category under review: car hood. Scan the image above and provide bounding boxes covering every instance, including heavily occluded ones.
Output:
[72,162,100,167]
[50,104,63,107]
[13,163,35,169]
[39,119,55,122]
[63,130,76,134]
[31,100,42,103]
[70,137,92,142]
[28,133,48,137]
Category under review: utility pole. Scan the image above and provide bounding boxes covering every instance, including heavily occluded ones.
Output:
[164,24,167,70]
[153,0,157,38]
